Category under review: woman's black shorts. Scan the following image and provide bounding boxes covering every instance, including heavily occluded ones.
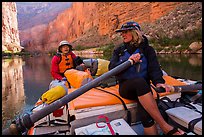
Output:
[119,77,155,128]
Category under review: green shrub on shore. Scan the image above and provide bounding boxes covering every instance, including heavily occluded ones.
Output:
[149,27,202,51]
[100,43,115,60]
[2,51,31,57]
[74,45,96,51]
[74,45,85,51]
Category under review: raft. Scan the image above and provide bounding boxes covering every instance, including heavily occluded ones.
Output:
[27,59,202,135]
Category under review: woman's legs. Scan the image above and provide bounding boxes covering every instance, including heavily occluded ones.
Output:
[119,78,184,135]
[119,78,158,134]
[138,92,183,135]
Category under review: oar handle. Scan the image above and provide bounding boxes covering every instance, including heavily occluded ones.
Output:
[173,84,202,92]
[155,84,202,93]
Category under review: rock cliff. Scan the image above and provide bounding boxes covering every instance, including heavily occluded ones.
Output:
[2,2,23,52]
[19,2,201,52]
[16,2,72,30]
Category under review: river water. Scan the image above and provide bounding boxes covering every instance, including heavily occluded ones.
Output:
[2,53,202,130]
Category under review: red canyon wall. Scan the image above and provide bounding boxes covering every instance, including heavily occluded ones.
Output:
[20,2,183,52]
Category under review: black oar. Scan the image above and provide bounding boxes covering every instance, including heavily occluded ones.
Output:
[172,84,202,93]
[2,59,134,135]
[155,84,202,93]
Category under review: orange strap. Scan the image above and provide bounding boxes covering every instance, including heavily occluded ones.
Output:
[96,115,116,135]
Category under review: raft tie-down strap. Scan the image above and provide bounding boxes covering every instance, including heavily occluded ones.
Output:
[96,115,116,135]
[188,116,202,132]
[94,87,132,125]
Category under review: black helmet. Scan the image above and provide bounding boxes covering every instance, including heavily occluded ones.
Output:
[58,40,72,52]
[115,21,141,32]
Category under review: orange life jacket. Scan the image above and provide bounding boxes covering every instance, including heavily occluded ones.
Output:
[59,54,74,73]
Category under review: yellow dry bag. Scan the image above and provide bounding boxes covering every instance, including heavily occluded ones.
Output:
[41,85,67,104]
[95,59,110,76]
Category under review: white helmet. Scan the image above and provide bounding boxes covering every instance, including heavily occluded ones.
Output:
[58,40,72,52]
